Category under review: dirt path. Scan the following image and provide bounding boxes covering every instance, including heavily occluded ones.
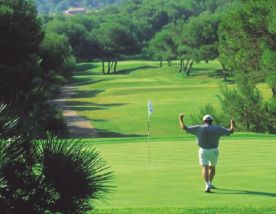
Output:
[51,86,98,138]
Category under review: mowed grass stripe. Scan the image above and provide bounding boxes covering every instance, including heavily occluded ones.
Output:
[92,207,276,214]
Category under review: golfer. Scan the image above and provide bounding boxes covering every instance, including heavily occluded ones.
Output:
[179,114,235,193]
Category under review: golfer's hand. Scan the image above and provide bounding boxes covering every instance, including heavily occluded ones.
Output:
[230,119,236,128]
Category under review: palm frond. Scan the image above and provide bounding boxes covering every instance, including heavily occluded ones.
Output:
[36,137,114,212]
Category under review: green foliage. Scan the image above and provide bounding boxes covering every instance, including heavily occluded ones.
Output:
[36,0,123,13]
[46,18,92,60]
[148,25,177,63]
[95,20,140,59]
[219,76,267,132]
[218,0,275,132]
[180,12,220,62]
[0,106,114,213]
[0,0,43,105]
[36,137,114,213]
[21,102,68,138]
[0,105,18,138]
[190,103,228,127]
[0,0,76,138]
[40,33,72,71]
[218,0,276,87]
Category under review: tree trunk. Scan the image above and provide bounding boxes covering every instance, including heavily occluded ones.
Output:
[107,61,114,74]
[272,88,276,97]
[102,60,105,74]
[160,59,163,68]
[221,63,228,81]
[113,60,118,73]
[246,119,250,130]
[183,59,190,73]
[107,61,110,74]
[179,59,183,73]
[186,61,193,76]
[168,60,171,67]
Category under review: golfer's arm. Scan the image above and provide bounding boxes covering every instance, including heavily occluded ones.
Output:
[229,121,235,133]
[179,117,187,131]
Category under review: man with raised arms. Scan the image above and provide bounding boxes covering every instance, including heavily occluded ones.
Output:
[179,114,235,193]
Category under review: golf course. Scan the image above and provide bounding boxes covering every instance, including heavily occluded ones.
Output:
[66,61,276,213]
[1,0,275,213]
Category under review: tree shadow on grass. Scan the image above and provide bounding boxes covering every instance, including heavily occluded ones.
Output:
[71,89,104,99]
[96,128,146,138]
[71,78,105,86]
[75,63,99,72]
[112,65,158,75]
[64,101,127,112]
[214,187,276,197]
[66,126,98,138]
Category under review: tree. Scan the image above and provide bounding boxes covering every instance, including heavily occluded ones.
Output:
[46,17,92,61]
[148,25,177,67]
[40,33,72,72]
[0,0,78,137]
[0,0,43,106]
[95,19,140,74]
[40,32,76,94]
[218,0,276,133]
[219,75,267,132]
[174,12,221,76]
[190,103,228,128]
[218,0,276,89]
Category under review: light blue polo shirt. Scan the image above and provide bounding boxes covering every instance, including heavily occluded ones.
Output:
[187,124,231,149]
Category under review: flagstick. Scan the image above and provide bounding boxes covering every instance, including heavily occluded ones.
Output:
[148,113,151,162]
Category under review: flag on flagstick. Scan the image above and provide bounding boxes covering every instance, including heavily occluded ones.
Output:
[148,100,153,118]
[147,100,153,162]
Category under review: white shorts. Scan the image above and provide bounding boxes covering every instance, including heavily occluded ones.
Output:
[198,147,219,166]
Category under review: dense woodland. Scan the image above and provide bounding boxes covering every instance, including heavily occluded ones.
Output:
[36,0,123,13]
[0,0,275,212]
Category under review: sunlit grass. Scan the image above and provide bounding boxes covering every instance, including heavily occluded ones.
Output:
[84,135,276,213]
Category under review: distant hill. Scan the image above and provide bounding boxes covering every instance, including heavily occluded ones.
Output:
[36,0,124,13]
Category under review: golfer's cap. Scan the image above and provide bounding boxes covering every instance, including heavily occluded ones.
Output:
[203,115,213,121]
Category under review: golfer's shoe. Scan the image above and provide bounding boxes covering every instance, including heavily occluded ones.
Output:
[210,185,216,189]
[204,187,211,193]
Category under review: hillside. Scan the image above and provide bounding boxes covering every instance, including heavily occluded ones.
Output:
[36,0,124,13]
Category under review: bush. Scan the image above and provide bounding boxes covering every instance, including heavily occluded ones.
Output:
[219,76,268,132]
[190,104,229,127]
[17,102,68,138]
[36,137,114,213]
[0,106,114,213]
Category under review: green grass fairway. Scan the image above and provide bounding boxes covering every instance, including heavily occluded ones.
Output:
[68,60,271,138]
[88,134,276,213]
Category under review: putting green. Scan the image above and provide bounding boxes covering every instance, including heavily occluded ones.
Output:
[86,134,276,212]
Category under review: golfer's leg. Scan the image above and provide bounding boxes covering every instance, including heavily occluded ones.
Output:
[208,149,218,187]
[202,165,209,185]
[209,166,215,183]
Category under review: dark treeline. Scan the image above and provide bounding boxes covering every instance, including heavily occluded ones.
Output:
[41,0,235,74]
